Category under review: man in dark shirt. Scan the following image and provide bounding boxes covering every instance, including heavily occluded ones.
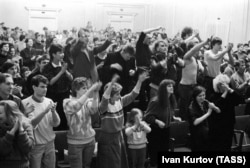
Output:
[71,28,113,82]
[135,26,162,67]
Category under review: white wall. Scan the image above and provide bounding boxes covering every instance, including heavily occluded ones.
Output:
[0,0,250,44]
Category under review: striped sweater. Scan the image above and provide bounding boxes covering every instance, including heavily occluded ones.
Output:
[99,90,139,133]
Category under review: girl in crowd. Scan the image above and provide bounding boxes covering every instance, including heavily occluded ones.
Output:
[125,108,151,168]
[188,86,220,151]
[0,100,34,168]
[145,79,181,167]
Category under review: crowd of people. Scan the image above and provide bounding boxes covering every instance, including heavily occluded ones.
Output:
[1,20,250,168]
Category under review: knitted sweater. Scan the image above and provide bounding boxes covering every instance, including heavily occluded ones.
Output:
[63,97,96,144]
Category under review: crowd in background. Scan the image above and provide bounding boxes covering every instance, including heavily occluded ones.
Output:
[1,20,250,168]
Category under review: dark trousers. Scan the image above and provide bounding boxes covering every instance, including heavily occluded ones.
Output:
[128,147,146,168]
[97,131,122,168]
[178,84,195,121]
[147,126,170,166]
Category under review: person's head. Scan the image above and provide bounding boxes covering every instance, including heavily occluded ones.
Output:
[157,79,176,109]
[51,37,58,45]
[36,55,50,71]
[19,34,26,42]
[181,27,193,40]
[0,73,14,97]
[243,43,249,51]
[9,46,16,57]
[121,45,135,61]
[213,74,230,93]
[31,75,49,97]
[237,43,244,52]
[25,38,33,47]
[35,32,41,42]
[78,28,90,47]
[1,61,17,77]
[211,37,222,52]
[21,66,31,79]
[71,77,92,97]
[0,100,24,126]
[143,34,152,45]
[0,42,9,53]
[49,44,64,62]
[237,59,246,74]
[154,40,168,54]
[71,27,77,33]
[127,108,143,126]
[104,82,123,103]
[192,86,206,105]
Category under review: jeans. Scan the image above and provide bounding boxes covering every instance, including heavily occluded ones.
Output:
[29,141,55,168]
[68,140,95,168]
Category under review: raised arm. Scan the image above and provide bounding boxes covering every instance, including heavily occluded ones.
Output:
[122,72,148,107]
[143,26,162,34]
[63,82,102,115]
[184,39,209,60]
[99,75,119,113]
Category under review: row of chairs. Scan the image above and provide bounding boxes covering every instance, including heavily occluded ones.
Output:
[53,115,250,168]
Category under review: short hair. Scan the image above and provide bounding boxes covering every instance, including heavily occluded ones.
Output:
[104,82,123,97]
[181,27,193,39]
[0,42,9,49]
[31,75,48,87]
[210,37,222,48]
[237,43,243,48]
[1,61,15,73]
[71,77,90,97]
[122,45,135,56]
[0,73,12,84]
[49,44,63,60]
[19,34,26,41]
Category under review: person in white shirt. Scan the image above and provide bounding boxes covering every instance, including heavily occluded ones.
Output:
[22,74,60,168]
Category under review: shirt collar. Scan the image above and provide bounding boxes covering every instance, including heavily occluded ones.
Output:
[51,62,62,68]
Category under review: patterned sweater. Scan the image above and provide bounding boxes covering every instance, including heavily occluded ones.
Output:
[99,90,139,133]
[63,97,96,144]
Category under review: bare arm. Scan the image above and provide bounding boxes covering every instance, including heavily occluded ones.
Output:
[184,40,208,60]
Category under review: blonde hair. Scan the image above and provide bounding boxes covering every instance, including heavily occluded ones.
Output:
[213,74,230,92]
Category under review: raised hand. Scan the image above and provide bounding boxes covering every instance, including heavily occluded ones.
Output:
[138,71,149,83]
[25,102,35,116]
[61,62,68,73]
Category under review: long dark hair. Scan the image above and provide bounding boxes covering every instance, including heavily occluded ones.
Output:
[157,79,176,110]
[192,86,206,111]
